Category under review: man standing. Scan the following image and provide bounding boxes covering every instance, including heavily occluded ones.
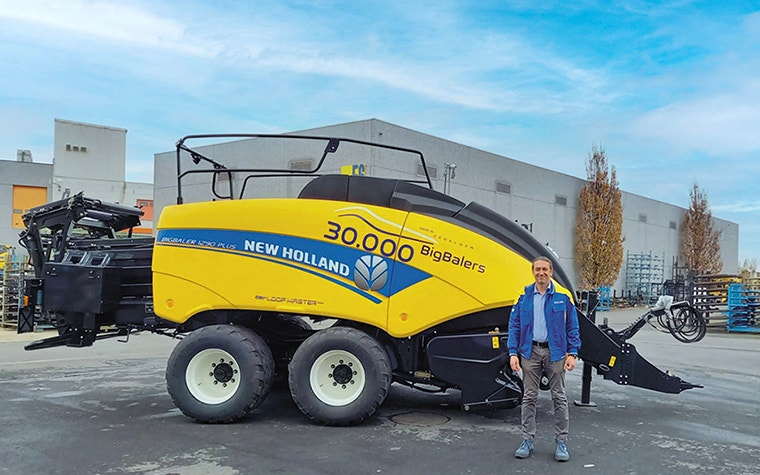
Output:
[508,256,581,462]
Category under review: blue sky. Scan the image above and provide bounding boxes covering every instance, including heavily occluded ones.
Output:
[1,1,759,263]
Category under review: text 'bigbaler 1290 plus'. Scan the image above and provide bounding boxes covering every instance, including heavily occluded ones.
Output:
[18,134,702,425]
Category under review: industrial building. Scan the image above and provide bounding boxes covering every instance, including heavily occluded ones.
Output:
[2,118,738,299]
[0,118,154,250]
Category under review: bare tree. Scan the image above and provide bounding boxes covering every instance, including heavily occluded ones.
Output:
[681,183,722,274]
[574,145,624,289]
[739,258,757,280]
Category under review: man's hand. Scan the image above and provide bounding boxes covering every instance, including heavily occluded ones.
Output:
[510,354,521,373]
[564,355,577,371]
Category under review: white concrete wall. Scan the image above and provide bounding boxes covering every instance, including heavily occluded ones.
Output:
[52,119,153,227]
[52,118,127,202]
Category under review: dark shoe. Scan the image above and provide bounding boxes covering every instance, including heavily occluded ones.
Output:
[514,439,534,459]
[555,441,570,462]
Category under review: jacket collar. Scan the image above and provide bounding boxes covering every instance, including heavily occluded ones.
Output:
[527,281,554,296]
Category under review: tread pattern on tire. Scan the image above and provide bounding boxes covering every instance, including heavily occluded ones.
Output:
[166,324,274,424]
[288,327,392,426]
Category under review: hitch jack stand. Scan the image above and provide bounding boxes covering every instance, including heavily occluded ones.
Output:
[574,361,597,407]
[575,294,597,407]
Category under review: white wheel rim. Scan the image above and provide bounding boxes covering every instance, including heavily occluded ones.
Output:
[309,349,366,406]
[186,348,240,404]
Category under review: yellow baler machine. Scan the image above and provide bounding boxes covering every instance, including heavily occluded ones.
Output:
[148,135,590,425]
[20,134,700,427]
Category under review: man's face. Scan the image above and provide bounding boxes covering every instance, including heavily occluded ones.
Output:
[532,260,553,286]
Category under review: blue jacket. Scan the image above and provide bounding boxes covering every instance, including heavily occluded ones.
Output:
[507,282,581,362]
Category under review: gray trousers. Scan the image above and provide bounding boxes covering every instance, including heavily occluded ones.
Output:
[519,345,569,442]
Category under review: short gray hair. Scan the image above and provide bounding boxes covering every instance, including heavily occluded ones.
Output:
[532,256,553,270]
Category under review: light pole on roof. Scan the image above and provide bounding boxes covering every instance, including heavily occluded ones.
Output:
[443,162,457,195]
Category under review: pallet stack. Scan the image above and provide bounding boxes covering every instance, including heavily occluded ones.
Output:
[727,283,760,333]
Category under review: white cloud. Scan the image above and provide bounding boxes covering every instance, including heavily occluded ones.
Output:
[713,201,760,214]
[627,8,760,155]
[2,0,613,115]
[633,85,760,154]
[0,0,214,56]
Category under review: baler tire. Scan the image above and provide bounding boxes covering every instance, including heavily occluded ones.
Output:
[166,324,274,423]
[288,327,391,426]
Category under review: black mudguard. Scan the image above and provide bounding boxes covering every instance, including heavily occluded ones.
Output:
[426,333,523,410]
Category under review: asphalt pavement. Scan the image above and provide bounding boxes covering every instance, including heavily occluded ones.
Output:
[0,307,759,475]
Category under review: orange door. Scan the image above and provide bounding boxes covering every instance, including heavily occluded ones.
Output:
[12,186,48,228]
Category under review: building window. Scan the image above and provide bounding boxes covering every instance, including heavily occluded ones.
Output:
[669,221,677,230]
[66,144,87,152]
[555,195,567,206]
[639,213,647,223]
[136,199,154,220]
[289,159,313,171]
[496,181,511,195]
[416,163,438,179]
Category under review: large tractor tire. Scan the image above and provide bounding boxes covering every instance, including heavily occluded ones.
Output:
[166,325,274,423]
[288,327,392,426]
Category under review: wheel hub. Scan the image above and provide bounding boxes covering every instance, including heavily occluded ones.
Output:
[309,350,366,406]
[331,361,354,385]
[186,349,240,404]
[213,360,235,384]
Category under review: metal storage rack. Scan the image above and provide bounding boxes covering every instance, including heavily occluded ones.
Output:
[691,274,739,328]
[727,283,760,333]
[663,257,691,302]
[624,251,664,305]
[743,276,760,292]
[1,247,28,330]
[597,285,611,311]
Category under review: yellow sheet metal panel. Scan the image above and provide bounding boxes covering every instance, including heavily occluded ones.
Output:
[401,211,533,300]
[153,199,411,329]
[151,271,235,322]
[386,212,533,335]
[153,197,572,336]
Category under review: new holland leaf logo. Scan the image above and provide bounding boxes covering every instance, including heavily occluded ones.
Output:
[354,255,388,291]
